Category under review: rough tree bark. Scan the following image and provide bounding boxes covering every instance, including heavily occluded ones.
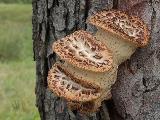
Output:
[112,0,160,120]
[32,0,160,120]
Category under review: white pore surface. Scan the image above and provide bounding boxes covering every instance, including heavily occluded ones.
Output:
[67,36,108,66]
[96,29,136,65]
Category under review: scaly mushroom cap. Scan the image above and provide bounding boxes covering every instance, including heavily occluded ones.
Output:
[88,10,150,47]
[47,63,101,102]
[53,30,113,72]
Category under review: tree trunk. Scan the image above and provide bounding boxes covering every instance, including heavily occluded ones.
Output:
[32,0,160,120]
[112,1,160,120]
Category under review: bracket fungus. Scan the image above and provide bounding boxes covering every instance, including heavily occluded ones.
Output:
[47,63,101,102]
[48,30,116,113]
[47,62,114,112]
[61,62,117,112]
[88,10,150,65]
[62,62,117,93]
[53,30,113,72]
[47,11,150,113]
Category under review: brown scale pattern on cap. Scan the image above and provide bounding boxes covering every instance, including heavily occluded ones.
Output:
[47,63,101,102]
[53,30,113,72]
[88,10,150,47]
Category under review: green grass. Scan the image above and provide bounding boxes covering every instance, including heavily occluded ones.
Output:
[0,4,40,120]
[0,4,32,61]
[0,0,31,4]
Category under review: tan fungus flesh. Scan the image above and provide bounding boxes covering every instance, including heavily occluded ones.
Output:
[62,62,118,90]
[47,63,101,102]
[96,29,137,65]
[88,10,150,47]
[61,62,117,113]
[53,30,113,72]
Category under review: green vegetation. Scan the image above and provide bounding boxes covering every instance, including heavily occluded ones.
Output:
[0,4,40,120]
[0,0,31,4]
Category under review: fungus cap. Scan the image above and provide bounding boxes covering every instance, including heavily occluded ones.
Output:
[47,63,101,102]
[88,10,150,47]
[67,90,112,114]
[53,30,113,72]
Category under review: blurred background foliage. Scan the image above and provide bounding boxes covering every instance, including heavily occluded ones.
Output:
[0,3,40,120]
[0,0,31,4]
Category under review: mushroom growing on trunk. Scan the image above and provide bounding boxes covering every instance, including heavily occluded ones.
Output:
[53,30,113,72]
[47,63,101,102]
[50,30,116,113]
[48,62,113,113]
[60,62,117,112]
[62,62,117,92]
[47,10,150,114]
[88,10,150,65]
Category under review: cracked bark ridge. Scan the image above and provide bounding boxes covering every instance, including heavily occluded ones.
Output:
[33,0,113,120]
[112,1,160,120]
[86,0,113,33]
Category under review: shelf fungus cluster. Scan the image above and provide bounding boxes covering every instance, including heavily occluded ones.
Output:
[88,10,149,65]
[48,10,149,113]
